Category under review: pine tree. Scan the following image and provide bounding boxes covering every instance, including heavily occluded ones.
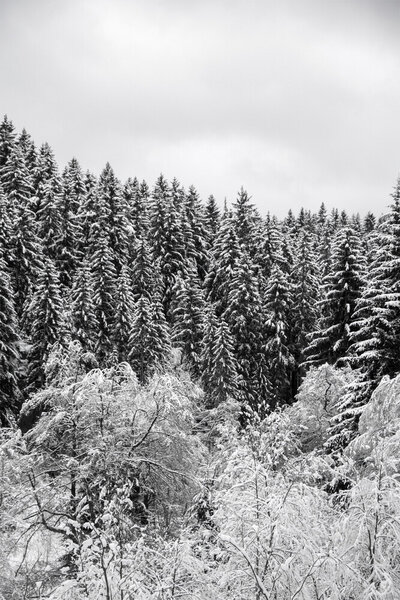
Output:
[254,214,285,282]
[291,231,321,393]
[223,251,266,412]
[149,175,186,319]
[112,265,135,363]
[232,187,259,255]
[17,128,37,172]
[128,296,171,383]
[0,253,20,424]
[304,227,365,368]
[171,263,205,377]
[90,230,117,365]
[37,181,62,262]
[182,185,209,279]
[0,115,16,168]
[131,238,161,301]
[204,214,241,316]
[0,184,14,271]
[204,194,220,243]
[263,264,294,410]
[0,144,33,217]
[201,314,239,408]
[32,142,61,215]
[77,171,98,255]
[26,257,64,393]
[70,261,98,352]
[124,177,149,238]
[97,163,129,270]
[10,203,44,323]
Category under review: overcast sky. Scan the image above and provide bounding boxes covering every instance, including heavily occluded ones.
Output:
[1,0,399,217]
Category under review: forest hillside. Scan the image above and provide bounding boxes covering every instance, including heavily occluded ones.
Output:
[1,115,400,598]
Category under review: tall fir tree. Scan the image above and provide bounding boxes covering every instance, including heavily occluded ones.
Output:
[112,265,135,363]
[0,253,21,424]
[171,263,205,377]
[90,230,117,365]
[304,227,365,368]
[26,257,64,393]
[69,261,98,352]
[128,296,171,383]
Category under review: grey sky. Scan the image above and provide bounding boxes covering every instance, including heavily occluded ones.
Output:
[1,0,400,217]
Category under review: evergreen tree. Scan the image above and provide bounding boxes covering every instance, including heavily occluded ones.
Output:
[17,128,37,172]
[182,185,209,279]
[223,251,266,412]
[0,144,33,216]
[124,177,149,238]
[254,214,285,282]
[90,230,117,365]
[204,194,220,243]
[70,261,98,352]
[37,182,62,262]
[263,264,295,410]
[26,257,64,393]
[304,227,365,368]
[0,253,20,424]
[131,238,161,301]
[0,115,16,168]
[10,203,44,322]
[97,163,129,270]
[112,265,135,363]
[128,296,171,383]
[232,187,259,255]
[171,263,205,376]
[204,214,241,316]
[32,142,61,215]
[291,231,320,394]
[0,185,14,271]
[201,314,239,408]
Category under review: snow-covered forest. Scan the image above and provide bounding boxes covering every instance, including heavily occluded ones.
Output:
[1,113,400,598]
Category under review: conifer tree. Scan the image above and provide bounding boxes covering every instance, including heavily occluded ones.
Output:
[182,185,209,279]
[37,181,62,262]
[0,115,16,168]
[204,214,241,316]
[0,144,33,217]
[124,177,149,238]
[10,203,44,322]
[0,253,20,424]
[131,238,161,301]
[128,296,171,383]
[204,195,221,243]
[201,314,239,408]
[70,261,98,352]
[232,187,259,255]
[112,265,135,363]
[32,142,61,215]
[90,230,117,365]
[149,175,186,319]
[254,214,285,282]
[17,128,37,172]
[223,251,266,411]
[291,231,320,393]
[304,227,365,368]
[97,163,129,270]
[0,185,14,271]
[26,256,64,393]
[77,171,98,255]
[171,263,205,376]
[263,264,295,409]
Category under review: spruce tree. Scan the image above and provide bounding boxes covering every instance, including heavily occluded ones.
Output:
[291,230,320,393]
[128,296,171,383]
[204,195,221,243]
[0,253,20,424]
[304,227,365,368]
[37,181,62,262]
[26,257,64,393]
[0,115,16,168]
[112,265,135,363]
[232,187,259,255]
[223,251,266,412]
[182,185,209,279]
[70,261,98,352]
[171,263,205,377]
[90,230,117,365]
[201,313,239,408]
[263,264,294,410]
[204,214,241,316]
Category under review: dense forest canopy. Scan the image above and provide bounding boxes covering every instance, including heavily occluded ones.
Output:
[1,114,400,599]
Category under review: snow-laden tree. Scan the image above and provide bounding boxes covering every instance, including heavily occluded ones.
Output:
[304,226,365,368]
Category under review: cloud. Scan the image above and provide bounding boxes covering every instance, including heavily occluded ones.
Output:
[1,0,399,216]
